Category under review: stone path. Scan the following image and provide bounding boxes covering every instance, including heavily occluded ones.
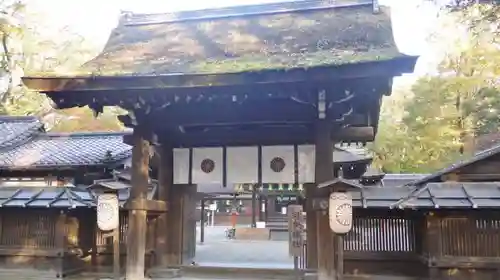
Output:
[69,226,296,279]
[195,226,293,268]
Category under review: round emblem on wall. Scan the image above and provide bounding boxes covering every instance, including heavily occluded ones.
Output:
[200,158,215,173]
[335,203,352,227]
[270,157,286,173]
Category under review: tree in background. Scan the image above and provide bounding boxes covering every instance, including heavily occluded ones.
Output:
[0,0,123,131]
[372,0,500,173]
[0,0,25,113]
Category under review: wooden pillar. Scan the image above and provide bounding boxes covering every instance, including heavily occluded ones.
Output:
[425,213,442,280]
[55,211,67,278]
[251,188,257,228]
[304,183,317,269]
[267,196,275,217]
[125,130,150,280]
[200,198,205,243]
[181,184,197,263]
[167,184,197,264]
[167,184,184,265]
[156,145,173,267]
[258,196,264,222]
[315,119,336,280]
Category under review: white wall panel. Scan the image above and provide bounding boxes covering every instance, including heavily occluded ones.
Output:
[227,146,258,184]
[192,147,223,184]
[298,145,315,183]
[261,145,294,183]
[173,148,189,184]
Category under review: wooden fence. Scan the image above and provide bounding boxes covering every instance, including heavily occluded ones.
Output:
[0,208,499,279]
[297,210,500,279]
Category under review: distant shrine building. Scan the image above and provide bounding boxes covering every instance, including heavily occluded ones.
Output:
[16,1,432,280]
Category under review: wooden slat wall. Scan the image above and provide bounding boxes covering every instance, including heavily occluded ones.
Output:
[344,215,416,252]
[439,217,500,257]
[0,210,56,248]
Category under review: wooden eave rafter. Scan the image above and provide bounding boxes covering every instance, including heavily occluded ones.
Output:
[22,56,417,93]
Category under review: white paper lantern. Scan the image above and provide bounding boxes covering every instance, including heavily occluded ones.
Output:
[97,194,119,231]
[328,192,353,234]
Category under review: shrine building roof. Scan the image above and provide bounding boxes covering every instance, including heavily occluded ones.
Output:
[0,181,157,208]
[81,0,403,76]
[22,0,417,91]
[1,177,496,209]
[0,186,94,208]
[391,182,500,209]
[0,129,132,170]
[0,116,44,150]
[406,143,500,187]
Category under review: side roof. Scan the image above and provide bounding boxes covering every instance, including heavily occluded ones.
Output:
[78,0,405,76]
[407,143,500,186]
[0,131,132,170]
[0,116,44,149]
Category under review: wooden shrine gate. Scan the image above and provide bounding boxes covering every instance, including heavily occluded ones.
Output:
[22,1,417,279]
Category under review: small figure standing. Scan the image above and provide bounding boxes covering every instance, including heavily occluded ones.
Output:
[225,208,239,239]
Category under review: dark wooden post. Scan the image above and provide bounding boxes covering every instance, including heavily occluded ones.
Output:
[91,217,98,268]
[425,212,442,280]
[258,196,263,222]
[55,210,67,279]
[200,198,205,243]
[167,184,198,264]
[125,129,150,280]
[113,227,120,280]
[251,187,257,228]
[156,145,173,267]
[315,119,336,280]
[305,183,317,269]
[181,184,197,263]
[267,196,275,217]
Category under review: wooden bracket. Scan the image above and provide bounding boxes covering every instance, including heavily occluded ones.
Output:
[124,198,168,215]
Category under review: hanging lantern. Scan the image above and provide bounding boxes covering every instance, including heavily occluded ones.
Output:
[328,192,353,234]
[97,193,119,231]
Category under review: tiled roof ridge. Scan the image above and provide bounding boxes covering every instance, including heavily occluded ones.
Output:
[0,130,132,169]
[406,142,500,187]
[0,115,39,122]
[103,149,132,164]
[42,131,131,138]
[120,0,373,26]
[41,131,133,163]
[0,119,44,151]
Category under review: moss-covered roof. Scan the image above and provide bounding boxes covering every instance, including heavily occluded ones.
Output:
[79,1,403,76]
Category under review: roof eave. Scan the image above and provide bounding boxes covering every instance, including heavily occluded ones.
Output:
[0,162,125,172]
[22,56,418,93]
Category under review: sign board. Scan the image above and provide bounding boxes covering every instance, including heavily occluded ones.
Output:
[288,205,305,257]
[209,203,217,211]
[329,192,353,234]
[97,193,119,231]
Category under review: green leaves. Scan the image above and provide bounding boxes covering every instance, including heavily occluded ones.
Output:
[373,6,500,173]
